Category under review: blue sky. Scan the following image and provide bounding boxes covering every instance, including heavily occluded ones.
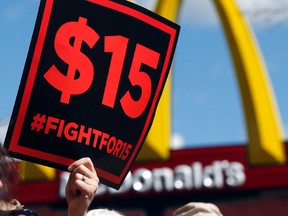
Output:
[1,0,288,149]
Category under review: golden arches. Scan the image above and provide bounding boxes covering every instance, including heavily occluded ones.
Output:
[213,0,286,165]
[137,0,183,161]
[138,0,286,165]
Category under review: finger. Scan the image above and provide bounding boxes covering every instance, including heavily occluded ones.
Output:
[66,166,98,192]
[68,157,95,174]
[72,164,98,181]
[74,173,99,197]
[75,172,99,186]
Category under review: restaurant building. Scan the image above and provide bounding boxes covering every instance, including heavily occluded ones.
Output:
[16,142,288,216]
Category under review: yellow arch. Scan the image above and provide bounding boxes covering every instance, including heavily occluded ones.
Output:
[19,161,56,182]
[137,0,182,161]
[212,0,286,165]
[139,0,286,165]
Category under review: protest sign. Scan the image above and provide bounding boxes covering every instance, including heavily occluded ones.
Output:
[4,0,180,189]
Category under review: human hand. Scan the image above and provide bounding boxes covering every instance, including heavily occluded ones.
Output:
[66,157,99,216]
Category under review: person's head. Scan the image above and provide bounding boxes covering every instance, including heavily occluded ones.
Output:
[0,143,18,201]
[173,202,223,216]
[87,209,124,216]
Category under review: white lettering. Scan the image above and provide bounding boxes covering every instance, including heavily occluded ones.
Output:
[59,160,246,198]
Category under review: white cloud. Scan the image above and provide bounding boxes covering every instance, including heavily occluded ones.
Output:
[177,0,288,27]
[179,0,218,26]
[237,0,288,26]
[0,118,9,144]
[171,133,186,149]
[134,0,156,10]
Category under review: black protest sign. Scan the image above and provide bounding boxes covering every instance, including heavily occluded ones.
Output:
[4,0,180,189]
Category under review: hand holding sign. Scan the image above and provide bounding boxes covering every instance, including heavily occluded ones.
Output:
[4,0,180,189]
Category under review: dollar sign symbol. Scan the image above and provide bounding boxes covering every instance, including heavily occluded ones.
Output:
[44,17,99,104]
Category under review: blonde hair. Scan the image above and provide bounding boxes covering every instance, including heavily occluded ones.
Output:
[87,209,124,216]
[173,202,223,216]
